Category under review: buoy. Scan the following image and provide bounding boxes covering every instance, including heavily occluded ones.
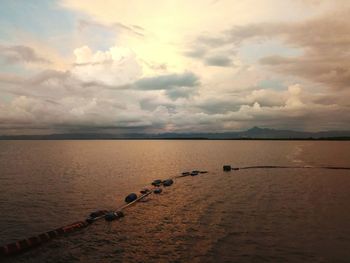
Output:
[162,179,174,187]
[105,211,124,221]
[223,165,232,171]
[125,193,138,203]
[86,210,108,223]
[0,167,208,257]
[62,221,88,233]
[151,179,162,186]
[140,188,150,194]
[89,210,107,218]
[0,221,88,256]
[154,188,162,194]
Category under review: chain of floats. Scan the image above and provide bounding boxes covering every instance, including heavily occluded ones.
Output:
[2,164,350,257]
[0,170,208,257]
[223,165,350,171]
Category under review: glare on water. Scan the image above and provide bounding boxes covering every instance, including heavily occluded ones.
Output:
[0,140,350,262]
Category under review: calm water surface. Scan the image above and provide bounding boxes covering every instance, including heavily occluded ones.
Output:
[0,140,350,262]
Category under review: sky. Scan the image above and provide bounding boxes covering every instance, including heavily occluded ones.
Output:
[0,0,349,135]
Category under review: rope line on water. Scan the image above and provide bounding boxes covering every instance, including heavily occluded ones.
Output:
[0,169,207,257]
[2,163,348,257]
[223,165,350,171]
[118,190,154,211]
[241,165,350,170]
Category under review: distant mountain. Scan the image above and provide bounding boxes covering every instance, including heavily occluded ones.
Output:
[0,127,350,140]
[235,126,350,139]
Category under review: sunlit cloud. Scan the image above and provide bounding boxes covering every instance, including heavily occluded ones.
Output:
[0,0,349,134]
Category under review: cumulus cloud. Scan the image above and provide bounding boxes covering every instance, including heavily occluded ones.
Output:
[211,84,348,131]
[286,84,304,108]
[190,7,350,90]
[72,45,142,86]
[0,41,202,134]
[246,89,286,107]
[1,69,349,134]
[1,1,350,134]
[0,44,50,64]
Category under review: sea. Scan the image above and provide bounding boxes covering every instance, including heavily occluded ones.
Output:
[0,140,350,262]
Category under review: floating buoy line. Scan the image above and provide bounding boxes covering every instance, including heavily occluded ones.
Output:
[0,169,207,257]
[223,165,350,171]
[1,164,348,257]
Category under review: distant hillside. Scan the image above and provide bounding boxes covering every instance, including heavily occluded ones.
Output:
[1,127,350,140]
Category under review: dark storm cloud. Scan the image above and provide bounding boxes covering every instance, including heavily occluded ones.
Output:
[135,72,199,90]
[134,72,200,100]
[0,45,50,64]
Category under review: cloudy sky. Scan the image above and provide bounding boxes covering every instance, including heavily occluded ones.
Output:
[0,0,349,135]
